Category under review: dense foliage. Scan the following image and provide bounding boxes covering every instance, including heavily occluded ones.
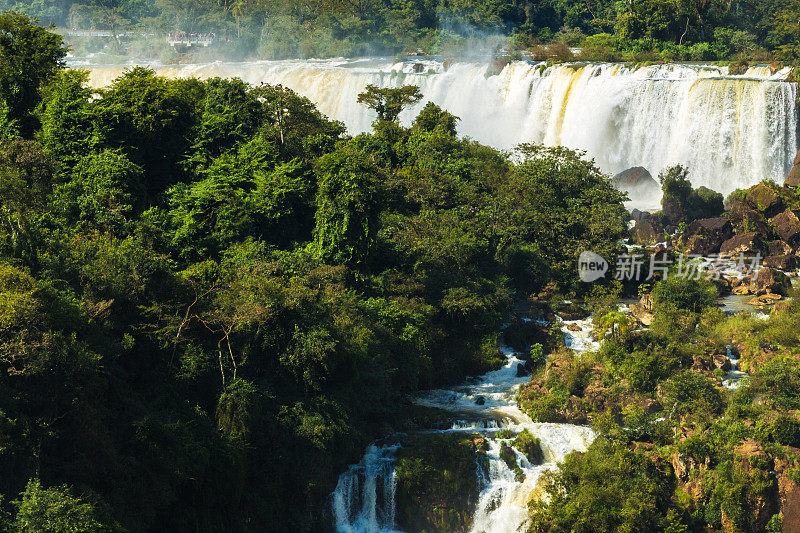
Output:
[0,14,629,531]
[3,0,800,62]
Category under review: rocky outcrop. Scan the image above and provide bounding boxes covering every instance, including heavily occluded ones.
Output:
[720,232,765,257]
[776,456,800,533]
[746,183,784,217]
[752,267,792,296]
[785,149,800,187]
[727,440,778,533]
[632,212,664,245]
[769,208,800,245]
[726,198,773,236]
[681,217,733,254]
[764,255,796,270]
[768,240,793,257]
[395,433,483,532]
[612,167,660,197]
[630,294,654,326]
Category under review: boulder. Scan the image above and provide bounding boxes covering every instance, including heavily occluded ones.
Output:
[630,294,654,326]
[752,267,792,295]
[768,240,793,256]
[632,214,664,245]
[785,149,800,187]
[769,208,800,245]
[682,217,733,254]
[746,182,784,216]
[683,234,718,255]
[612,167,660,198]
[726,198,773,235]
[764,254,796,270]
[516,363,529,378]
[712,353,732,372]
[629,209,651,224]
[720,232,765,257]
[687,217,733,239]
[661,195,686,226]
[777,457,800,533]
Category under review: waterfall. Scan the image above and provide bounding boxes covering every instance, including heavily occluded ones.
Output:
[82,59,799,196]
[331,444,401,533]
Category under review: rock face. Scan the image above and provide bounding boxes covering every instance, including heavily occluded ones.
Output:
[752,267,792,295]
[777,457,800,533]
[768,240,793,257]
[630,294,654,326]
[395,433,483,532]
[746,182,784,217]
[720,232,765,257]
[785,149,800,187]
[764,254,796,270]
[632,212,664,245]
[682,217,733,254]
[726,198,772,235]
[612,167,660,198]
[769,208,800,245]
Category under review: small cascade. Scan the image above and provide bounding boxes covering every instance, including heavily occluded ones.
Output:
[331,444,401,533]
[722,345,747,389]
[330,316,596,532]
[559,316,600,354]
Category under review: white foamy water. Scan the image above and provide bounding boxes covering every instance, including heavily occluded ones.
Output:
[82,59,799,197]
[331,444,401,533]
[331,340,594,532]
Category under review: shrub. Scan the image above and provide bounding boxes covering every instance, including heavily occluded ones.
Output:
[771,415,800,447]
[513,429,544,465]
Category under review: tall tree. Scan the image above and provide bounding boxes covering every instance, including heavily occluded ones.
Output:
[0,12,66,136]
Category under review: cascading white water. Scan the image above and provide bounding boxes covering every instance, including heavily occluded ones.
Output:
[82,59,799,197]
[415,347,595,533]
[331,444,401,533]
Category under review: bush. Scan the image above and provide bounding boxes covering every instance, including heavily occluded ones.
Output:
[772,415,800,447]
[513,429,544,465]
[652,276,718,314]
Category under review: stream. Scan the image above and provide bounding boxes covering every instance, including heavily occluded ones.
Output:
[331,320,596,533]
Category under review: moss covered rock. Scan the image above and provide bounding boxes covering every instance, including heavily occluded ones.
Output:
[395,433,485,532]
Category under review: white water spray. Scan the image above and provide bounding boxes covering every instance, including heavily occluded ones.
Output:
[331,444,401,533]
[83,59,798,196]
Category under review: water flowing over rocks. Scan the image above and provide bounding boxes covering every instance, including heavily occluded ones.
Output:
[331,335,595,532]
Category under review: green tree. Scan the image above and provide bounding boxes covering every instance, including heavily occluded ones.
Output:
[357,84,423,124]
[39,69,95,172]
[0,12,66,136]
[12,480,118,533]
[312,143,382,267]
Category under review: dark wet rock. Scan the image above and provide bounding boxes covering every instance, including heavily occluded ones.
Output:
[785,149,800,187]
[612,167,660,198]
[746,182,784,217]
[681,217,733,254]
[553,302,589,321]
[395,433,483,532]
[474,396,485,406]
[752,267,792,295]
[726,199,773,236]
[632,216,664,245]
[767,240,793,257]
[629,208,652,224]
[764,254,796,270]
[503,319,554,355]
[720,232,766,257]
[769,208,800,245]
[516,363,529,378]
[661,195,687,226]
